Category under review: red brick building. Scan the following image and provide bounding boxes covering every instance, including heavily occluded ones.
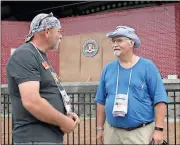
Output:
[1,3,180,84]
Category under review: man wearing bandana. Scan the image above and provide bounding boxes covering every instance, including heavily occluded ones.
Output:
[6,12,80,145]
[95,26,168,144]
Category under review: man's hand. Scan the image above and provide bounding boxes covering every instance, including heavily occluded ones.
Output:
[150,130,164,144]
[60,116,77,134]
[97,130,104,145]
[152,102,166,144]
[67,112,80,128]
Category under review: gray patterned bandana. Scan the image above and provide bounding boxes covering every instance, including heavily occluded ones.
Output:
[25,12,61,43]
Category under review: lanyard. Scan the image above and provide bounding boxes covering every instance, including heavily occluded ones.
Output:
[30,42,72,113]
[116,57,133,96]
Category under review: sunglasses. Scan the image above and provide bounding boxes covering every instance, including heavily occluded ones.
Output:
[37,12,54,28]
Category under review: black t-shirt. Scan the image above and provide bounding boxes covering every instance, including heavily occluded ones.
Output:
[6,43,65,143]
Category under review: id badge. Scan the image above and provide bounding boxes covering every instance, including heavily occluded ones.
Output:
[113,94,128,111]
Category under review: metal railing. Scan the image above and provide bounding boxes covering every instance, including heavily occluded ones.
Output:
[1,89,180,145]
[166,89,180,145]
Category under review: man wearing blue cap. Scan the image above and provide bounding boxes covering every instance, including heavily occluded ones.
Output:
[7,12,80,144]
[95,26,168,144]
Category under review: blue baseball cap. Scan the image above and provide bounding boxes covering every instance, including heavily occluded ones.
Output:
[106,26,141,48]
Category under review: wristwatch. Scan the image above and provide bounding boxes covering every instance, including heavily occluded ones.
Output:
[155,127,163,132]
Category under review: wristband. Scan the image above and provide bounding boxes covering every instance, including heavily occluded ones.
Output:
[155,127,163,132]
[97,127,104,131]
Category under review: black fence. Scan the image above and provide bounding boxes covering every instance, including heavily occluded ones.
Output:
[1,89,180,145]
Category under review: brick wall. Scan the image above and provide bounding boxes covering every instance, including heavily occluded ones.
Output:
[1,3,180,84]
[59,3,180,79]
[175,3,180,78]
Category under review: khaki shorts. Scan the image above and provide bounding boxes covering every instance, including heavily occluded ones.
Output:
[104,121,155,144]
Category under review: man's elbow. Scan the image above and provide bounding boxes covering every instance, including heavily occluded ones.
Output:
[22,96,41,112]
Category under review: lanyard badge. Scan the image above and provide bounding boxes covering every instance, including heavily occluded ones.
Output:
[31,42,72,113]
[113,94,128,117]
[112,59,133,117]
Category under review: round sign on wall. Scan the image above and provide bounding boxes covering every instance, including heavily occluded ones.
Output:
[82,39,99,57]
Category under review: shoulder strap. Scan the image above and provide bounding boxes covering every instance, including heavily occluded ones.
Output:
[30,42,72,113]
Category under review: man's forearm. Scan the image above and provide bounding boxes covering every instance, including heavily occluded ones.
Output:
[97,103,105,128]
[155,102,167,128]
[24,96,68,127]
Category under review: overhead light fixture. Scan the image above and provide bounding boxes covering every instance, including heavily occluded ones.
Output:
[101,6,105,10]
[112,4,116,8]
[123,2,127,6]
[96,7,100,11]
[107,5,111,9]
[129,1,133,5]
[91,9,94,13]
[86,10,89,14]
[118,3,122,7]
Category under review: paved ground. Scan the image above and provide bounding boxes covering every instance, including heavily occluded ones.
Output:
[1,118,180,144]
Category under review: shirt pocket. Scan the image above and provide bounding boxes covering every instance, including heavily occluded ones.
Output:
[131,83,147,101]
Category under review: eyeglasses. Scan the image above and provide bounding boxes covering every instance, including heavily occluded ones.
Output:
[111,38,130,44]
[37,12,54,28]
